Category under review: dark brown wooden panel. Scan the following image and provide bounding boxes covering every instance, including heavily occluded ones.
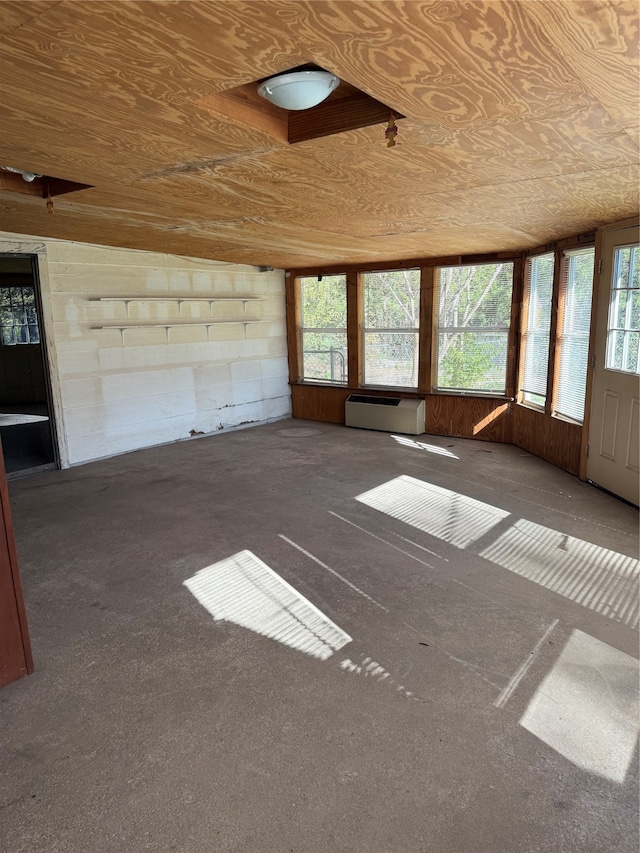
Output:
[285,274,300,384]
[425,396,513,444]
[513,404,582,475]
[291,382,513,443]
[288,94,403,144]
[0,440,33,689]
[418,266,435,393]
[291,383,352,423]
[346,271,361,387]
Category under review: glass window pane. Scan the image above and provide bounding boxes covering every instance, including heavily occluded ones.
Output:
[607,330,624,371]
[363,269,420,388]
[301,331,347,383]
[605,245,640,374]
[520,253,553,402]
[615,247,631,289]
[557,337,590,421]
[299,275,347,385]
[0,285,39,347]
[436,262,513,393]
[630,290,640,329]
[363,331,419,387]
[555,248,594,422]
[612,289,628,328]
[437,331,509,392]
[624,332,639,373]
[363,270,420,330]
[300,276,346,330]
[524,392,546,407]
[1,326,15,345]
[522,332,550,398]
[438,262,513,329]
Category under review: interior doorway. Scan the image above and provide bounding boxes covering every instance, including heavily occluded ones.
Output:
[0,255,57,477]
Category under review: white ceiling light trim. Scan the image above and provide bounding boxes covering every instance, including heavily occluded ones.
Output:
[258,70,339,111]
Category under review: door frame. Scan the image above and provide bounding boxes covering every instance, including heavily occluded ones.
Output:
[580,216,640,481]
[0,240,68,468]
[0,440,33,687]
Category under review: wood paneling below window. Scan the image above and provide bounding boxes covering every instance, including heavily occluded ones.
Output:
[291,384,513,443]
[513,404,582,475]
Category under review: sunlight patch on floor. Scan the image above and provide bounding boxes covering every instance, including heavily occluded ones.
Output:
[356,475,509,548]
[520,630,639,784]
[340,655,417,700]
[391,435,459,458]
[356,475,639,627]
[184,550,352,661]
[480,519,639,628]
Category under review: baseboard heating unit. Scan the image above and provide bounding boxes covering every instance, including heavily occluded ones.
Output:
[345,394,424,435]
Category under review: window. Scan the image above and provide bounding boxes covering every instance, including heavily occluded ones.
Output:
[0,286,40,345]
[435,262,514,393]
[299,275,347,383]
[363,269,420,387]
[554,247,595,422]
[520,253,554,407]
[605,243,639,375]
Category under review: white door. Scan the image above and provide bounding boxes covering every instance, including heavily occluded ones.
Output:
[587,224,639,505]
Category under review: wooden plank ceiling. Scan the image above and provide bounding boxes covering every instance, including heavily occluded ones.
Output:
[0,0,637,268]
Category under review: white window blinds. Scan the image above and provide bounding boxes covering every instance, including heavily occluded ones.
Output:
[554,248,595,422]
[521,253,554,406]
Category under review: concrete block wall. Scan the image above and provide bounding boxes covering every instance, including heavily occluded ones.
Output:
[0,232,290,466]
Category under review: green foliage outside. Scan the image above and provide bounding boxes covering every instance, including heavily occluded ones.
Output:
[300,276,348,382]
[608,246,639,374]
[437,262,513,391]
[0,287,39,346]
[299,263,515,389]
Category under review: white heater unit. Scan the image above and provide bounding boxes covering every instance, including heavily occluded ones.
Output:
[345,394,424,435]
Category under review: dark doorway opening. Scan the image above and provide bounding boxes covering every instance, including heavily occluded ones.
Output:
[0,255,57,477]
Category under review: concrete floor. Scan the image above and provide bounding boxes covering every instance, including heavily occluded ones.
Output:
[0,419,638,853]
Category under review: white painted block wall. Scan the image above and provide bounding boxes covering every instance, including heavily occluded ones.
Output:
[0,232,291,466]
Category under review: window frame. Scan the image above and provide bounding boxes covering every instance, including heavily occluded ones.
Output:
[551,246,596,425]
[519,252,555,409]
[288,251,522,401]
[361,268,421,390]
[605,242,639,376]
[297,274,348,385]
[433,260,515,395]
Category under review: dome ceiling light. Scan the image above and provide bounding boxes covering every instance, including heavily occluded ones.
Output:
[257,70,339,111]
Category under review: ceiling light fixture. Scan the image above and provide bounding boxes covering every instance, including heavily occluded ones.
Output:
[257,70,339,111]
[1,165,42,182]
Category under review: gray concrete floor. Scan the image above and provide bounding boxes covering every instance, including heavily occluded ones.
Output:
[0,419,638,853]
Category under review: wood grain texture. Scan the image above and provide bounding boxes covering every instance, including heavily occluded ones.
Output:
[0,1,637,267]
[291,384,352,424]
[285,275,300,384]
[291,383,513,443]
[513,404,582,475]
[346,272,362,387]
[0,440,33,688]
[506,256,523,400]
[418,266,435,393]
[425,396,513,443]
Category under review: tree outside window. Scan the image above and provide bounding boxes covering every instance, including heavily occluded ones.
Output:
[363,269,420,388]
[435,262,514,393]
[299,275,347,383]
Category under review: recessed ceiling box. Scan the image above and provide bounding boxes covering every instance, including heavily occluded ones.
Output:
[194,64,404,145]
[0,168,92,198]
